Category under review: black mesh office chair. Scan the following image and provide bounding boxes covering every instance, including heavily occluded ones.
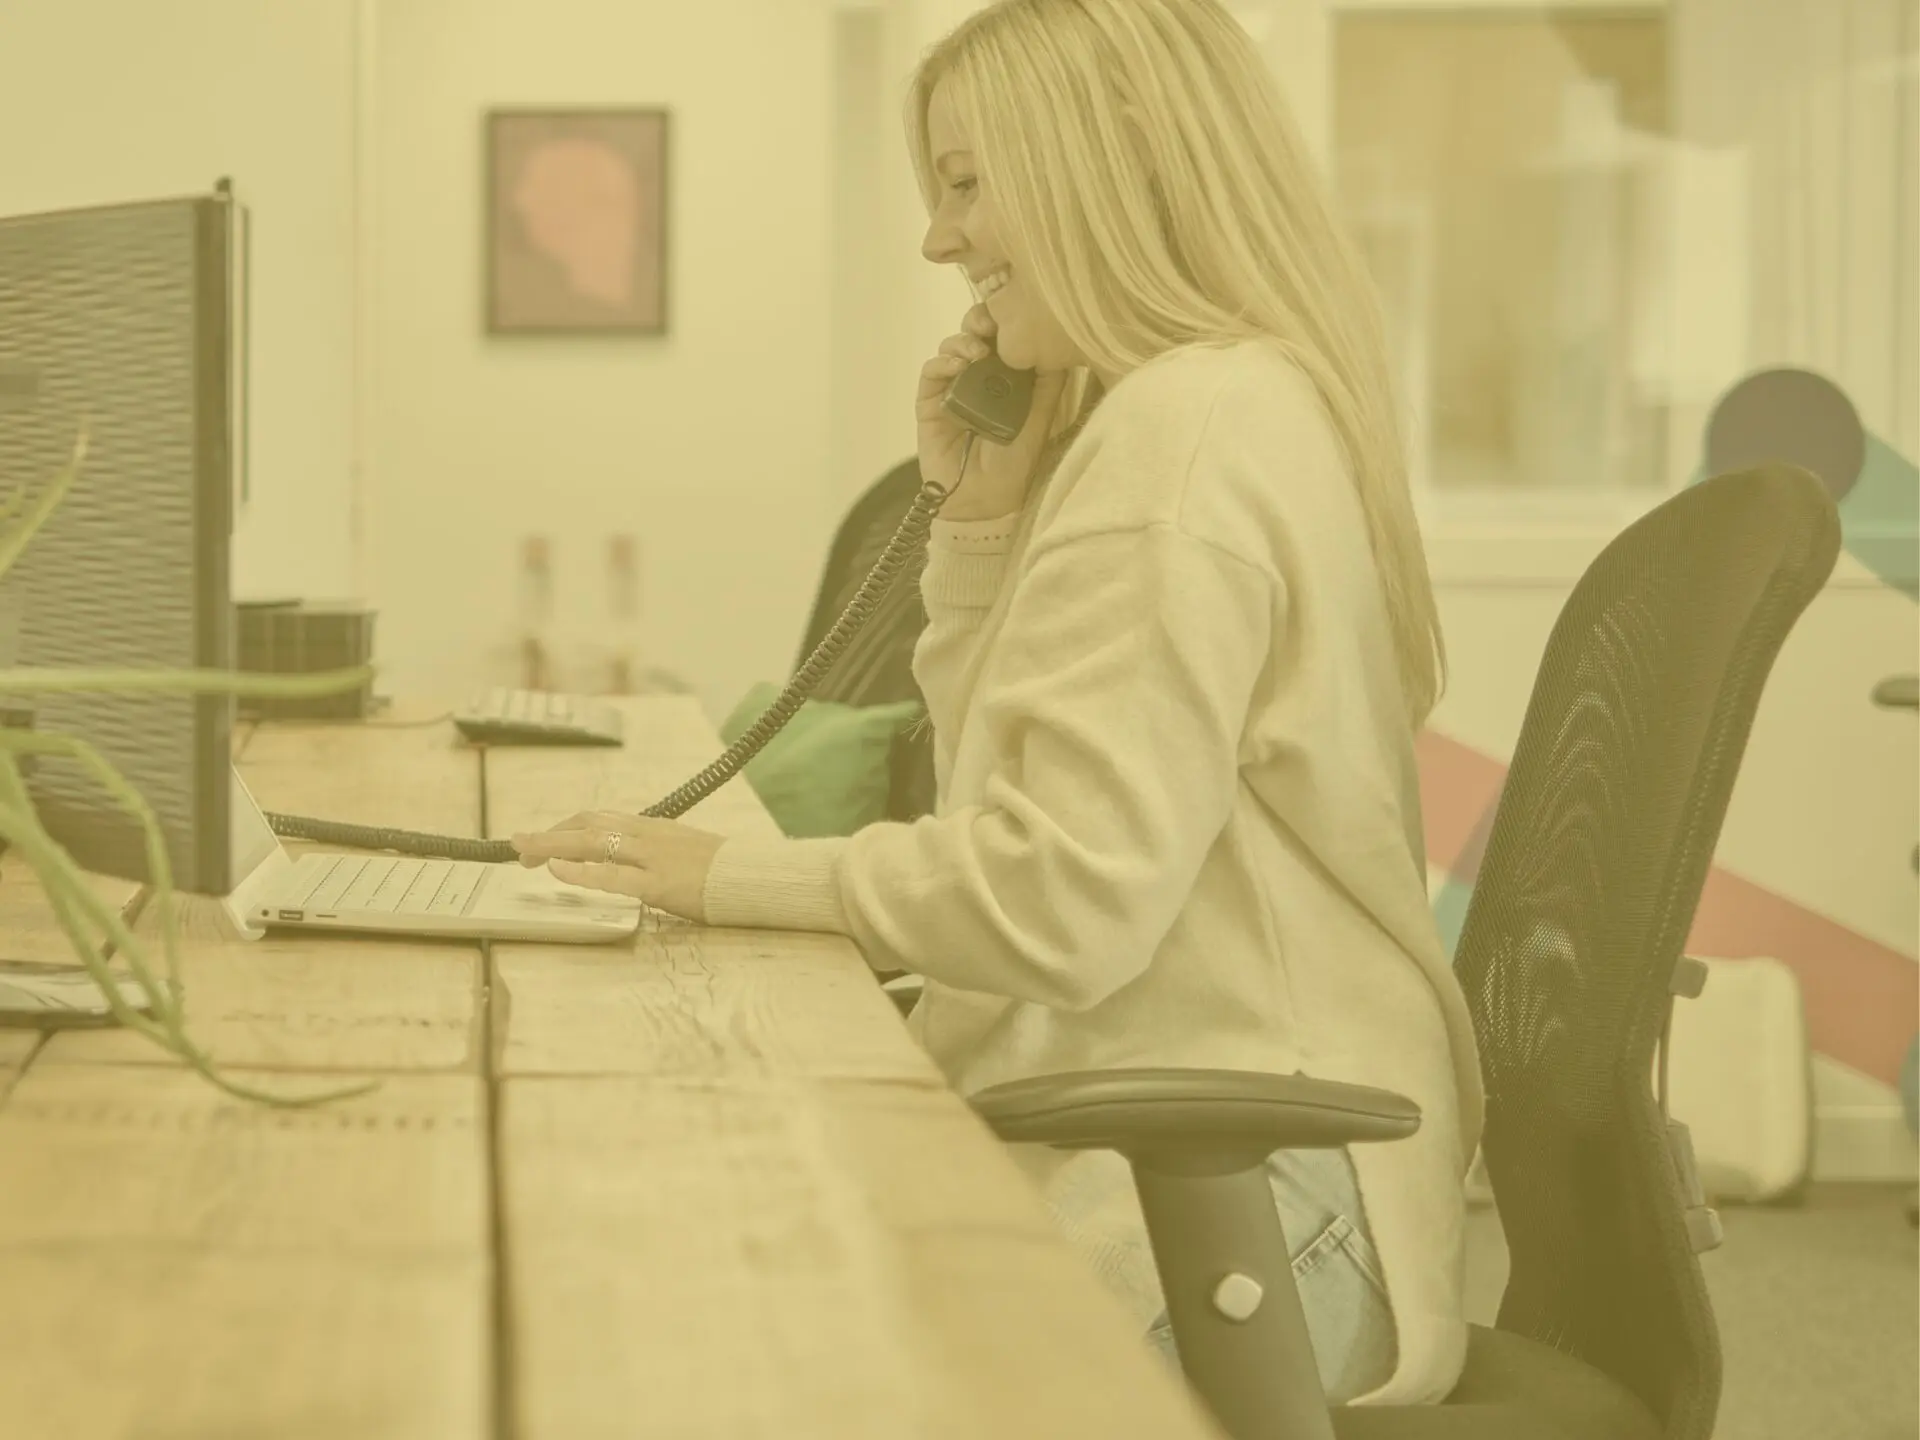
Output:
[796,458,938,823]
[970,465,1841,1440]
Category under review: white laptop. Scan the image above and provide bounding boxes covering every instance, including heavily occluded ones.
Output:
[217,767,650,945]
[249,848,649,943]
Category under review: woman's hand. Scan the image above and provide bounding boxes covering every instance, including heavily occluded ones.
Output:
[917,302,1069,521]
[510,811,726,924]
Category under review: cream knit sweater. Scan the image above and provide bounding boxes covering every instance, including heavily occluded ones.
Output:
[703,339,1486,1407]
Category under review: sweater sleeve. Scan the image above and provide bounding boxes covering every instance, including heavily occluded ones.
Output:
[696,511,1017,939]
[705,522,1275,1012]
[913,512,1020,799]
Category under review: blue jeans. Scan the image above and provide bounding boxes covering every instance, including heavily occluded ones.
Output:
[1144,1146,1397,1406]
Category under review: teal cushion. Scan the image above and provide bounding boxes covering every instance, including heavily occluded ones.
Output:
[717,682,925,839]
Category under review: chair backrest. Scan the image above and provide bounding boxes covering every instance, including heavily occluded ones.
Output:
[1452,465,1839,1438]
[796,459,938,821]
[797,459,930,706]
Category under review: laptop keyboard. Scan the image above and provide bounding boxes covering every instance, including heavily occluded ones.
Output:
[289,854,486,917]
[487,689,574,724]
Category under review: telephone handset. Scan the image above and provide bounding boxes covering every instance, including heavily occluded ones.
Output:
[264,349,1042,863]
[942,347,1037,444]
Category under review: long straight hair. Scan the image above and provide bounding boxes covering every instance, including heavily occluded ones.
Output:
[906,0,1447,725]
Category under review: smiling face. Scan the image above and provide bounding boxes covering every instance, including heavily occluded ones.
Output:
[919,78,1091,379]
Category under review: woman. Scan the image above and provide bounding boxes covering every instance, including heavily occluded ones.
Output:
[512,0,1483,1409]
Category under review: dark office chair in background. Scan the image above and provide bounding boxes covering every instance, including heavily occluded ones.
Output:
[970,465,1841,1439]
[795,458,938,824]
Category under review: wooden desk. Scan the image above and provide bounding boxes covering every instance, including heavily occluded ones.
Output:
[0,696,1221,1439]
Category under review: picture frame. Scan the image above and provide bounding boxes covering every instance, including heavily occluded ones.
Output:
[485,107,670,335]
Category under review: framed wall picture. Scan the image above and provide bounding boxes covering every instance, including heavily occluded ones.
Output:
[485,107,670,335]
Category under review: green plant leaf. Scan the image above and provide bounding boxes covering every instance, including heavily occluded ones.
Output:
[0,421,381,1106]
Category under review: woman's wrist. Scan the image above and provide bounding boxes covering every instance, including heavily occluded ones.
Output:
[935,497,1023,523]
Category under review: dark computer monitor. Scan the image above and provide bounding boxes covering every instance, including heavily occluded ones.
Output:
[0,189,250,897]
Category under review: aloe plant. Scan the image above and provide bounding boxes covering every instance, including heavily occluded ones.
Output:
[1,424,378,1106]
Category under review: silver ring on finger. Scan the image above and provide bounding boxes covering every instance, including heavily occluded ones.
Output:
[604,832,623,865]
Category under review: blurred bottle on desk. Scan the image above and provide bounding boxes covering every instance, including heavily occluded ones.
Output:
[598,533,689,697]
[606,533,641,696]
[519,535,555,691]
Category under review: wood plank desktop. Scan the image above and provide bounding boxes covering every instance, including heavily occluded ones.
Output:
[0,695,1222,1440]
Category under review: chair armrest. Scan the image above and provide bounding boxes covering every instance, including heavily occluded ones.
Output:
[973,1070,1416,1440]
[970,1068,1420,1161]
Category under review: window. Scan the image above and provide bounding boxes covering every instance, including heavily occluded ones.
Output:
[1333,6,1673,516]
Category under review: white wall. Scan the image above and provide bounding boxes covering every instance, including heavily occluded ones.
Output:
[828,3,912,511]
[0,0,991,718]
[0,0,360,605]
[0,0,1399,715]
[366,0,840,720]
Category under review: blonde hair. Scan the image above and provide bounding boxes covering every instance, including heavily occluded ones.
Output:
[907,0,1446,724]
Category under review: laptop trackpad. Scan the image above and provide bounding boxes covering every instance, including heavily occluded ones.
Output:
[484,860,648,926]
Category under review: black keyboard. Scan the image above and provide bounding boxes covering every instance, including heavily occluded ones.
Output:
[453,688,626,747]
